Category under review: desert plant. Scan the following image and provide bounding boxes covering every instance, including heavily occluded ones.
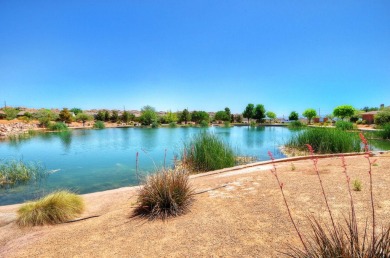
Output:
[93,121,105,129]
[335,120,354,131]
[286,128,361,154]
[0,159,47,188]
[183,132,236,172]
[3,107,19,120]
[17,190,85,226]
[48,122,69,131]
[352,179,362,191]
[135,168,193,220]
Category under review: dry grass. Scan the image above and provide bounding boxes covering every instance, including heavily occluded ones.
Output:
[17,191,85,226]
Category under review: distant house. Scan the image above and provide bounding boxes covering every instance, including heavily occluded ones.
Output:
[313,117,329,123]
[361,111,379,124]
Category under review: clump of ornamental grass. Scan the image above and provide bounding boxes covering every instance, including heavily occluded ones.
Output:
[135,168,194,220]
[48,122,69,131]
[286,127,361,154]
[0,159,47,188]
[269,134,390,257]
[182,132,236,172]
[288,120,305,129]
[353,179,362,191]
[93,120,105,129]
[335,120,355,131]
[17,190,85,226]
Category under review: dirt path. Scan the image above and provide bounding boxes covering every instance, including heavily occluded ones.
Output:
[1,153,389,257]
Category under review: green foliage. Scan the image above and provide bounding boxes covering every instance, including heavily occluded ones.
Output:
[3,107,19,120]
[48,122,69,131]
[164,110,178,123]
[379,123,390,139]
[135,169,193,220]
[288,120,305,129]
[361,106,379,112]
[95,110,105,121]
[140,105,158,126]
[59,108,73,124]
[0,160,47,188]
[121,111,134,124]
[191,111,209,124]
[214,110,230,121]
[34,109,57,127]
[169,122,177,128]
[333,105,355,120]
[352,179,362,191]
[286,128,361,154]
[110,110,119,122]
[70,108,82,116]
[266,111,276,122]
[179,109,191,124]
[93,121,105,129]
[243,103,255,123]
[289,111,299,121]
[235,114,243,123]
[199,120,209,127]
[254,104,266,123]
[374,108,390,125]
[17,191,85,226]
[224,107,231,117]
[183,132,236,172]
[302,108,317,124]
[250,121,256,127]
[76,112,93,126]
[151,121,159,128]
[335,120,354,131]
[223,121,231,127]
[104,110,110,122]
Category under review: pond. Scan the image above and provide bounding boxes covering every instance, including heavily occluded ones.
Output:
[0,126,292,205]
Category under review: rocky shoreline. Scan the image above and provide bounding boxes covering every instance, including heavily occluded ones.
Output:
[0,123,38,138]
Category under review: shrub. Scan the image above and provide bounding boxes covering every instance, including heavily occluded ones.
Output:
[379,123,390,139]
[288,120,305,129]
[135,169,193,220]
[48,122,69,131]
[17,191,84,226]
[335,120,354,130]
[3,107,19,120]
[199,120,209,127]
[250,121,256,127]
[374,107,390,125]
[183,132,236,172]
[0,160,47,188]
[93,121,105,129]
[169,122,177,128]
[286,128,361,154]
[151,121,159,128]
[223,121,231,127]
[352,179,362,191]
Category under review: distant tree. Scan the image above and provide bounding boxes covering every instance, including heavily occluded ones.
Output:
[59,108,73,124]
[104,110,110,122]
[121,111,132,124]
[361,106,379,112]
[3,107,19,120]
[164,110,178,123]
[76,112,93,127]
[230,114,234,123]
[303,108,317,124]
[235,114,243,123]
[254,104,266,123]
[35,109,57,127]
[70,108,83,116]
[140,105,158,126]
[214,110,230,121]
[224,107,231,118]
[289,111,299,121]
[110,110,119,122]
[243,104,255,123]
[180,109,191,124]
[95,110,105,121]
[266,111,276,123]
[333,105,355,120]
[191,111,209,124]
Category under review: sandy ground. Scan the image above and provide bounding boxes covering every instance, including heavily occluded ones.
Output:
[0,153,389,257]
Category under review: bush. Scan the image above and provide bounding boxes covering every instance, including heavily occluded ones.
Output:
[223,121,231,127]
[183,132,236,172]
[199,120,209,127]
[335,120,354,131]
[288,120,305,129]
[0,160,47,188]
[352,179,362,191]
[169,122,177,128]
[286,128,361,154]
[250,121,256,127]
[48,122,68,131]
[17,191,84,226]
[93,121,105,129]
[151,121,159,128]
[374,108,390,125]
[135,169,193,220]
[379,123,390,139]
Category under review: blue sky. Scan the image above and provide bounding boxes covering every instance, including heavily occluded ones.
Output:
[0,1,389,118]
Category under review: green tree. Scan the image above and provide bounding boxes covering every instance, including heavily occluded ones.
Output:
[111,110,119,123]
[180,109,191,124]
[140,105,158,126]
[59,108,73,124]
[214,110,230,121]
[230,114,234,123]
[35,109,57,127]
[235,114,243,123]
[375,107,390,125]
[70,108,83,116]
[254,104,266,123]
[191,111,209,124]
[289,111,299,121]
[3,107,19,120]
[95,110,105,121]
[333,105,355,120]
[303,108,317,124]
[104,110,110,122]
[121,111,133,124]
[266,111,276,123]
[164,110,178,123]
[243,104,255,123]
[76,113,93,127]
[224,107,231,118]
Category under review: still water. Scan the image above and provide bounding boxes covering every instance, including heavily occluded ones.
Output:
[0,126,292,205]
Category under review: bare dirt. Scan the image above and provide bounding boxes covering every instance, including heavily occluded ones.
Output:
[0,153,389,257]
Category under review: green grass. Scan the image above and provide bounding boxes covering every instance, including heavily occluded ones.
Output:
[0,160,47,188]
[48,122,69,131]
[286,128,361,154]
[169,122,177,128]
[17,191,85,226]
[335,120,354,131]
[135,168,193,220]
[223,121,231,127]
[183,132,236,172]
[93,120,105,129]
[288,120,305,129]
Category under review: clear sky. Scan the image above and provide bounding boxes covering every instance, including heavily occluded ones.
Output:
[0,1,389,118]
